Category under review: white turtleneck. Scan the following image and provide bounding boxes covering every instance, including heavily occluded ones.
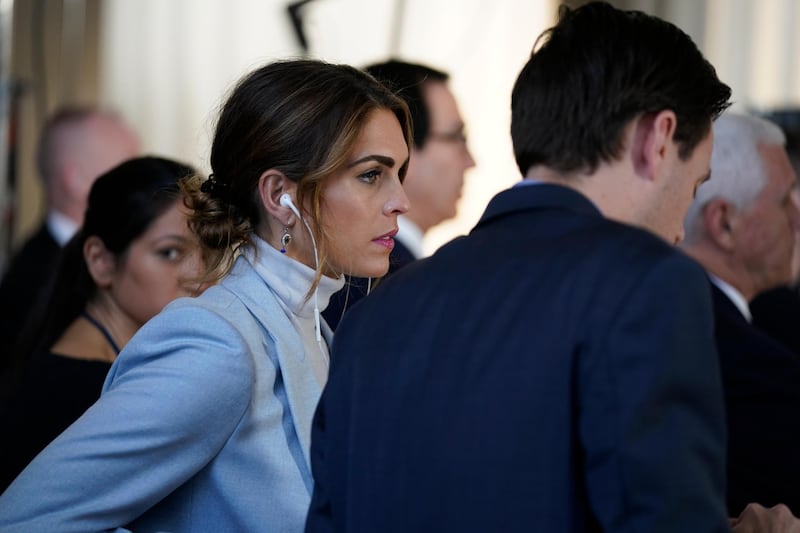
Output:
[244,236,345,387]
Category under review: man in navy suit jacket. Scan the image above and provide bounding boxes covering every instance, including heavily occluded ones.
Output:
[306,3,734,531]
[323,61,476,330]
[682,112,800,516]
[749,108,800,356]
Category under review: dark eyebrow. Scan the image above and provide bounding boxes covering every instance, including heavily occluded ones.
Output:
[347,155,396,168]
[153,234,194,244]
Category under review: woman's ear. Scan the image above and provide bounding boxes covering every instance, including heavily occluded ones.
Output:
[257,169,298,226]
[83,236,116,288]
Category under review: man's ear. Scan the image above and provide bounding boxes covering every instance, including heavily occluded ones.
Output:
[84,236,116,288]
[257,169,298,226]
[632,110,678,181]
[703,198,737,251]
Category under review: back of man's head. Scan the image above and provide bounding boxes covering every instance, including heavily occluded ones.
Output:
[364,60,449,149]
[37,107,140,222]
[683,112,785,242]
[511,1,730,177]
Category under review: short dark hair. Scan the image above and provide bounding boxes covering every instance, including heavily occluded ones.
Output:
[511,1,731,176]
[364,59,449,149]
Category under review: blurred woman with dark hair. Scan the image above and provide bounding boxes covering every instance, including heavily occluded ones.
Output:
[0,156,205,491]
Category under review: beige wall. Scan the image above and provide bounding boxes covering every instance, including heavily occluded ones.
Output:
[96,0,556,256]
[8,0,101,249]
[5,0,800,263]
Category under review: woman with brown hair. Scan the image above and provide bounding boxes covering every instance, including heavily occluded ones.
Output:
[0,59,411,533]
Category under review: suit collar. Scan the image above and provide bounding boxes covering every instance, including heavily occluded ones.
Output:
[46,210,79,246]
[476,182,602,230]
[710,281,751,326]
[708,274,751,323]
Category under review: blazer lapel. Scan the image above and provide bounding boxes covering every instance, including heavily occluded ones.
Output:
[223,258,322,472]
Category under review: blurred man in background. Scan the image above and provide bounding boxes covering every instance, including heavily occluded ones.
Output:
[682,111,800,516]
[750,107,800,354]
[0,107,139,367]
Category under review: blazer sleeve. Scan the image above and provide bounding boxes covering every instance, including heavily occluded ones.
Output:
[579,252,728,532]
[0,303,255,533]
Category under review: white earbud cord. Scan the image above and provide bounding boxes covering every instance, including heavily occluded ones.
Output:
[299,216,326,360]
[280,193,326,363]
[337,276,373,326]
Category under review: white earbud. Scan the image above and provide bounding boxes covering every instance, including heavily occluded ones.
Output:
[278,191,326,356]
[280,193,302,219]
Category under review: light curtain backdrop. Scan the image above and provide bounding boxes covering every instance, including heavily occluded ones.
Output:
[98,0,800,255]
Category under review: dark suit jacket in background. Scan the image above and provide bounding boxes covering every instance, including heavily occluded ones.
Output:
[711,284,800,516]
[0,224,60,365]
[323,239,415,331]
[306,184,728,533]
[750,285,800,355]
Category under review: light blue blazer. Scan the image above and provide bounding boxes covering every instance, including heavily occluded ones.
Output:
[0,256,332,532]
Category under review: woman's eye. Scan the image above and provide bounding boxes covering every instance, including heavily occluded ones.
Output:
[358,169,381,184]
[158,248,181,261]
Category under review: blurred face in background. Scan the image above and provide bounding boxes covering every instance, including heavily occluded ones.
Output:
[403,81,476,232]
[109,201,206,327]
[733,144,800,294]
[61,115,141,223]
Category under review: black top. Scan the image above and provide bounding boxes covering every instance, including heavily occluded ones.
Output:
[0,351,111,492]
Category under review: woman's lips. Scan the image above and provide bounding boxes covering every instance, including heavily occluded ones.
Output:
[373,228,398,250]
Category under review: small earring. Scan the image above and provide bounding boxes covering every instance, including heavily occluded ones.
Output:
[280,228,291,254]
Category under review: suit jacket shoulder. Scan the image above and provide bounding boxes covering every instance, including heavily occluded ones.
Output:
[309,184,727,533]
[711,283,800,515]
[750,285,800,355]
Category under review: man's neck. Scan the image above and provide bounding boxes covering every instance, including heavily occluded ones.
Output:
[680,243,758,302]
[525,163,639,225]
[396,216,424,259]
[402,202,440,234]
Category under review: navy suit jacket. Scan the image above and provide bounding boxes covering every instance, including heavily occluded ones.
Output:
[0,224,60,366]
[750,285,800,356]
[323,240,415,330]
[711,284,800,515]
[306,184,728,532]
